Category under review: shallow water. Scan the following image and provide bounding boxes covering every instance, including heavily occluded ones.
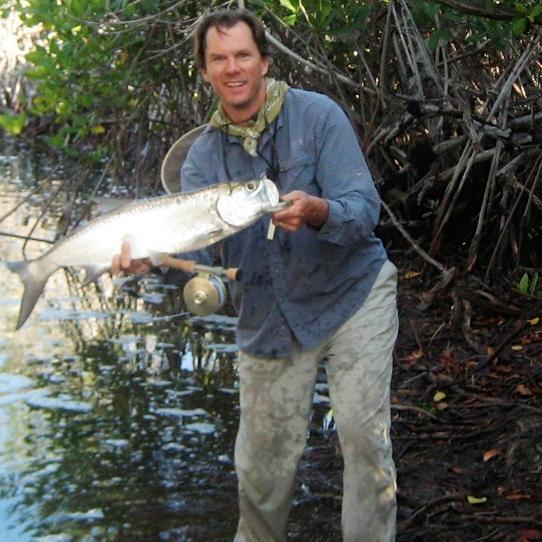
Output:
[0,147,243,541]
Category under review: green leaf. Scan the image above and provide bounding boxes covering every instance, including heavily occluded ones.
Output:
[284,13,297,26]
[518,273,530,294]
[0,113,26,135]
[514,1,528,16]
[428,29,451,51]
[529,4,542,21]
[47,133,66,148]
[424,3,441,18]
[512,17,528,35]
[279,0,297,13]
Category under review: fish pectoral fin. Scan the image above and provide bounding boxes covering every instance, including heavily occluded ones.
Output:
[81,265,109,286]
[193,227,224,246]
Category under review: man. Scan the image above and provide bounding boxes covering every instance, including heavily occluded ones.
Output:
[114,8,399,541]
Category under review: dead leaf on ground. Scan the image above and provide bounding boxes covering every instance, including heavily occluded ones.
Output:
[403,271,422,280]
[516,384,534,396]
[483,449,501,462]
[398,349,423,368]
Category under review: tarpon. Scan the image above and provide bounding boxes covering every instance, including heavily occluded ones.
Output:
[6,178,281,329]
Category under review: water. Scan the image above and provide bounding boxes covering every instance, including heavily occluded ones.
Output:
[0,144,336,541]
[0,146,243,541]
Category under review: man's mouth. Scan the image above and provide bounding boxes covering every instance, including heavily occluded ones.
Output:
[225,82,245,88]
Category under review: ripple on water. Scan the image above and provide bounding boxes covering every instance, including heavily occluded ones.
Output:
[45,508,105,523]
[34,535,74,542]
[184,422,216,435]
[103,439,130,450]
[0,372,33,393]
[155,407,207,419]
[40,308,108,322]
[0,387,49,407]
[26,393,93,413]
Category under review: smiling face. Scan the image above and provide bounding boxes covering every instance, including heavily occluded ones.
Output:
[202,21,269,124]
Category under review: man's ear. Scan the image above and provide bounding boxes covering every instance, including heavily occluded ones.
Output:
[202,68,210,83]
[261,56,269,77]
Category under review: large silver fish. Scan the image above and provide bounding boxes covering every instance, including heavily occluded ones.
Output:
[6,178,281,329]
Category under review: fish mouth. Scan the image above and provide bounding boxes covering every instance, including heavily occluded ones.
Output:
[261,178,280,207]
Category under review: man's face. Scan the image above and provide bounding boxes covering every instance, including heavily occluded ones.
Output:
[202,21,269,124]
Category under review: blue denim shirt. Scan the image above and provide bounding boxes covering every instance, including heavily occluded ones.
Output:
[181,88,388,359]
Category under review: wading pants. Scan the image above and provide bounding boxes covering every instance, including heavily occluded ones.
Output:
[234,260,399,542]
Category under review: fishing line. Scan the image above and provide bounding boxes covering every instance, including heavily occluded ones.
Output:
[0,231,53,244]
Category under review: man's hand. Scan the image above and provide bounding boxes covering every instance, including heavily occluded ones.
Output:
[272,191,329,232]
[111,240,153,276]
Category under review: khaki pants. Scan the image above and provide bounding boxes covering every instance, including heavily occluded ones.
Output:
[234,260,399,542]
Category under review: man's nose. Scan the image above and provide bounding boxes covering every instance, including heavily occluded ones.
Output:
[225,57,240,73]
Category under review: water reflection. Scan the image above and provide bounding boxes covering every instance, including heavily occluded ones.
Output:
[0,285,242,541]
[0,146,242,541]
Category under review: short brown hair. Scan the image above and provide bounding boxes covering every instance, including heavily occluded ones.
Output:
[193,9,270,69]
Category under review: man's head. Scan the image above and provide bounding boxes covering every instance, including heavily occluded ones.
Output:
[194,9,269,70]
[194,9,270,124]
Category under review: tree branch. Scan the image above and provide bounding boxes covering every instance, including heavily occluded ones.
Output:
[429,0,517,22]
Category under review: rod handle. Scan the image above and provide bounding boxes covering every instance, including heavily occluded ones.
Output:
[159,255,241,281]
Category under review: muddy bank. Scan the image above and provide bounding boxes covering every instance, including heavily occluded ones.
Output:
[287,260,542,542]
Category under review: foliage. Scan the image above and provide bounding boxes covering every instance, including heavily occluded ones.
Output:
[517,272,542,300]
[0,111,25,134]
[3,0,212,187]
[4,0,539,157]
[1,0,542,274]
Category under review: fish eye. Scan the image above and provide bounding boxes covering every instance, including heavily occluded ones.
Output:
[246,182,256,191]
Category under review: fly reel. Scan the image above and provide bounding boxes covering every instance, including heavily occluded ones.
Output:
[183,274,227,316]
[157,256,239,317]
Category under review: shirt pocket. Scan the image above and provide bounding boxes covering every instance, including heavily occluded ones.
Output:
[278,154,318,195]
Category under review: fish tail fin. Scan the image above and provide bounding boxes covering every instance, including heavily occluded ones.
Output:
[5,259,52,330]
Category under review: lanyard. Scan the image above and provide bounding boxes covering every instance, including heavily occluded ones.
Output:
[222,118,281,183]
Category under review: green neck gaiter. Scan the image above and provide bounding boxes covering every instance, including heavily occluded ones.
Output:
[210,78,289,157]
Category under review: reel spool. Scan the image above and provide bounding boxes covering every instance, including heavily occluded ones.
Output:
[183,274,227,316]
